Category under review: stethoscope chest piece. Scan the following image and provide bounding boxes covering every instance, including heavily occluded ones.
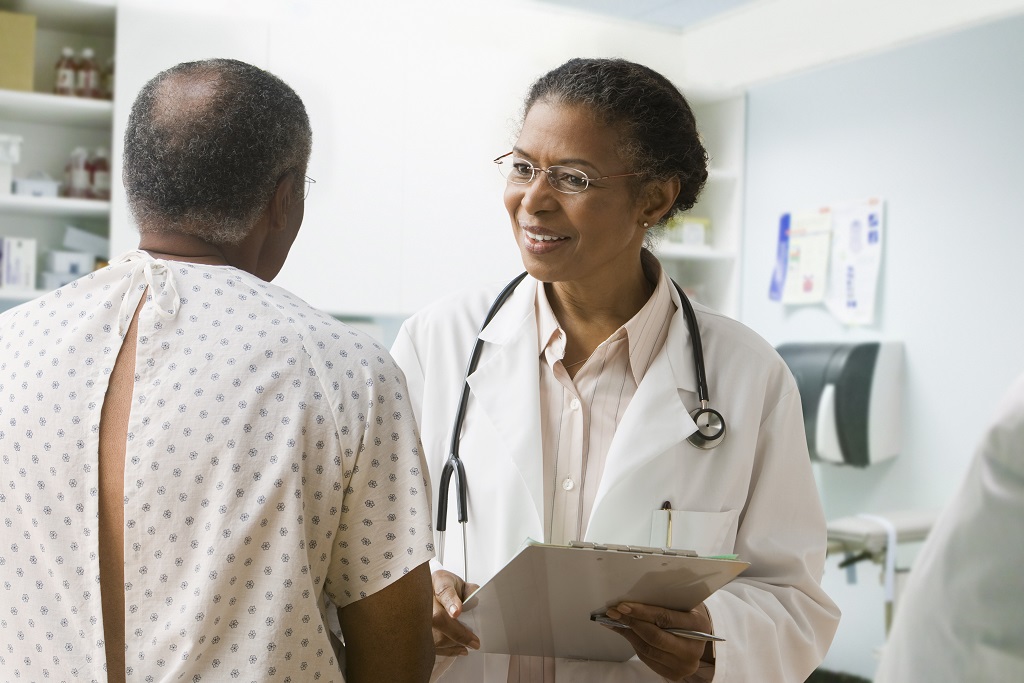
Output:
[687,404,726,450]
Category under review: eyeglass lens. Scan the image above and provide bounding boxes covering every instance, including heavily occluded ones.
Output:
[497,156,590,194]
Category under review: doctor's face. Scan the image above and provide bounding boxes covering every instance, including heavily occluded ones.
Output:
[503,100,649,288]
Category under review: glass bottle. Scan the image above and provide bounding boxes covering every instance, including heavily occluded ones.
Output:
[75,47,101,98]
[54,46,77,96]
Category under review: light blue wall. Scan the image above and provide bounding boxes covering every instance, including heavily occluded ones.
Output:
[740,15,1024,679]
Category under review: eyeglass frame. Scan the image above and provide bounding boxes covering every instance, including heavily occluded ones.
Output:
[303,175,316,200]
[493,151,641,195]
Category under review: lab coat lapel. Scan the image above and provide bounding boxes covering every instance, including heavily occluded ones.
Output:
[588,301,700,527]
[466,282,546,532]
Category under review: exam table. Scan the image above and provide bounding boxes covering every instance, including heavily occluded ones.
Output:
[826,509,939,631]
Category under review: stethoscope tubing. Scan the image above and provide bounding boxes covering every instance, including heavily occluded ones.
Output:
[435,272,722,572]
[436,272,528,567]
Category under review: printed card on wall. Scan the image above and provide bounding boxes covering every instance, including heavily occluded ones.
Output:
[779,208,833,305]
[824,198,885,325]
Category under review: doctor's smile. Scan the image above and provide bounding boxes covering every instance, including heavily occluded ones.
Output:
[521,226,569,252]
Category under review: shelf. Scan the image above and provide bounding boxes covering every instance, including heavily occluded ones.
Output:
[707,167,738,183]
[0,88,113,127]
[656,244,736,261]
[1,0,115,35]
[0,193,110,218]
[0,287,44,304]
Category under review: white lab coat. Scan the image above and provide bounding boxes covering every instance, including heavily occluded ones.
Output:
[391,274,840,682]
[873,374,1024,683]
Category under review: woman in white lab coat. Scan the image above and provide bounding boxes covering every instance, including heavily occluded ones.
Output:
[391,58,840,682]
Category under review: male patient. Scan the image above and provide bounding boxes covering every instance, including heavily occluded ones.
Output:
[0,58,434,682]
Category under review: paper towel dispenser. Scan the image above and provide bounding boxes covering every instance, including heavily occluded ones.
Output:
[776,342,903,467]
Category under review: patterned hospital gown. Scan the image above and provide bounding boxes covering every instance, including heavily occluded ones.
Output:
[0,251,434,682]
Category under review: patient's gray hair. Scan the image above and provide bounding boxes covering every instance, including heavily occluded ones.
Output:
[123,58,312,244]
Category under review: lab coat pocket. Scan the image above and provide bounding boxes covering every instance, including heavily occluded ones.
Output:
[649,509,740,557]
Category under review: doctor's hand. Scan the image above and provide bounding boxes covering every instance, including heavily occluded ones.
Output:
[603,601,715,682]
[431,569,481,657]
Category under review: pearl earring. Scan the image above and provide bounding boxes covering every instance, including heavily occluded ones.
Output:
[643,222,649,228]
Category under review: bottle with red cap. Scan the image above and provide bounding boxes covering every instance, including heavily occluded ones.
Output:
[54,46,76,96]
[66,147,91,198]
[89,147,111,200]
[75,48,101,98]
[101,57,115,100]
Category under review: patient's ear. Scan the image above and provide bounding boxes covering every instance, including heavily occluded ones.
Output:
[268,173,299,231]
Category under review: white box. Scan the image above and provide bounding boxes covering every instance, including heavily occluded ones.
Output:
[0,133,21,163]
[45,250,95,275]
[0,163,11,196]
[39,271,78,289]
[13,177,60,198]
[680,218,711,247]
[0,134,21,196]
[1,236,37,289]
[63,225,110,259]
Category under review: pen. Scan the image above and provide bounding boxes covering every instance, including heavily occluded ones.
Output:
[661,500,673,548]
[591,614,726,642]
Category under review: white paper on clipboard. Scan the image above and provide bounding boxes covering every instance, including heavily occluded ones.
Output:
[459,540,749,662]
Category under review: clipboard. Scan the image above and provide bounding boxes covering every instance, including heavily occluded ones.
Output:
[460,540,749,662]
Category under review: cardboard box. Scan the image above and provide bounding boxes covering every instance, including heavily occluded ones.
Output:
[0,11,37,93]
[1,236,38,290]
[46,250,95,275]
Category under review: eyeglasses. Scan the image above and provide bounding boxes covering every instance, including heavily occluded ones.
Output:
[493,151,640,195]
[303,175,316,199]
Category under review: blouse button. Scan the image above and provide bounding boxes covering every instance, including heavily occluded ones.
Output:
[562,477,575,491]
[569,398,581,410]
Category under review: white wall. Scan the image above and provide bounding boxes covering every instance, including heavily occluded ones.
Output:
[112,0,690,316]
[739,15,1024,678]
[266,0,693,315]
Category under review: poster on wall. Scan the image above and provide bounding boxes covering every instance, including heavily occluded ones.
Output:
[769,198,885,326]
[824,198,885,326]
[768,208,833,304]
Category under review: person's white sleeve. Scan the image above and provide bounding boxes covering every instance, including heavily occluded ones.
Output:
[874,374,1024,683]
[703,381,841,682]
[392,320,450,578]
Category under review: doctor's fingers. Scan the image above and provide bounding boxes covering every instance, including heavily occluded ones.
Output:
[431,569,477,616]
[612,602,712,633]
[606,624,703,681]
[431,595,480,651]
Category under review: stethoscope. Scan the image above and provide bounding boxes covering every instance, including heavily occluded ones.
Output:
[435,272,727,574]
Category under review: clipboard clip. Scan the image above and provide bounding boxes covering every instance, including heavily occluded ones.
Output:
[569,540,698,557]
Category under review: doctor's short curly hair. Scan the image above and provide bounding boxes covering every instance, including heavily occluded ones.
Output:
[123,58,312,245]
[522,57,708,224]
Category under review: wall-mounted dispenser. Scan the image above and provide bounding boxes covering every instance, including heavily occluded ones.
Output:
[776,342,903,467]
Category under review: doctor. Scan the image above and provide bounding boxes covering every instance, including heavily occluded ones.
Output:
[392,58,840,682]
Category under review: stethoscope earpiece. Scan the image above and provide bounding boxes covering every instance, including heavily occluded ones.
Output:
[687,406,726,450]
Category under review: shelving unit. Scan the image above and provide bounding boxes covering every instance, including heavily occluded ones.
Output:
[0,88,113,127]
[0,0,114,311]
[0,193,110,218]
[655,94,746,319]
